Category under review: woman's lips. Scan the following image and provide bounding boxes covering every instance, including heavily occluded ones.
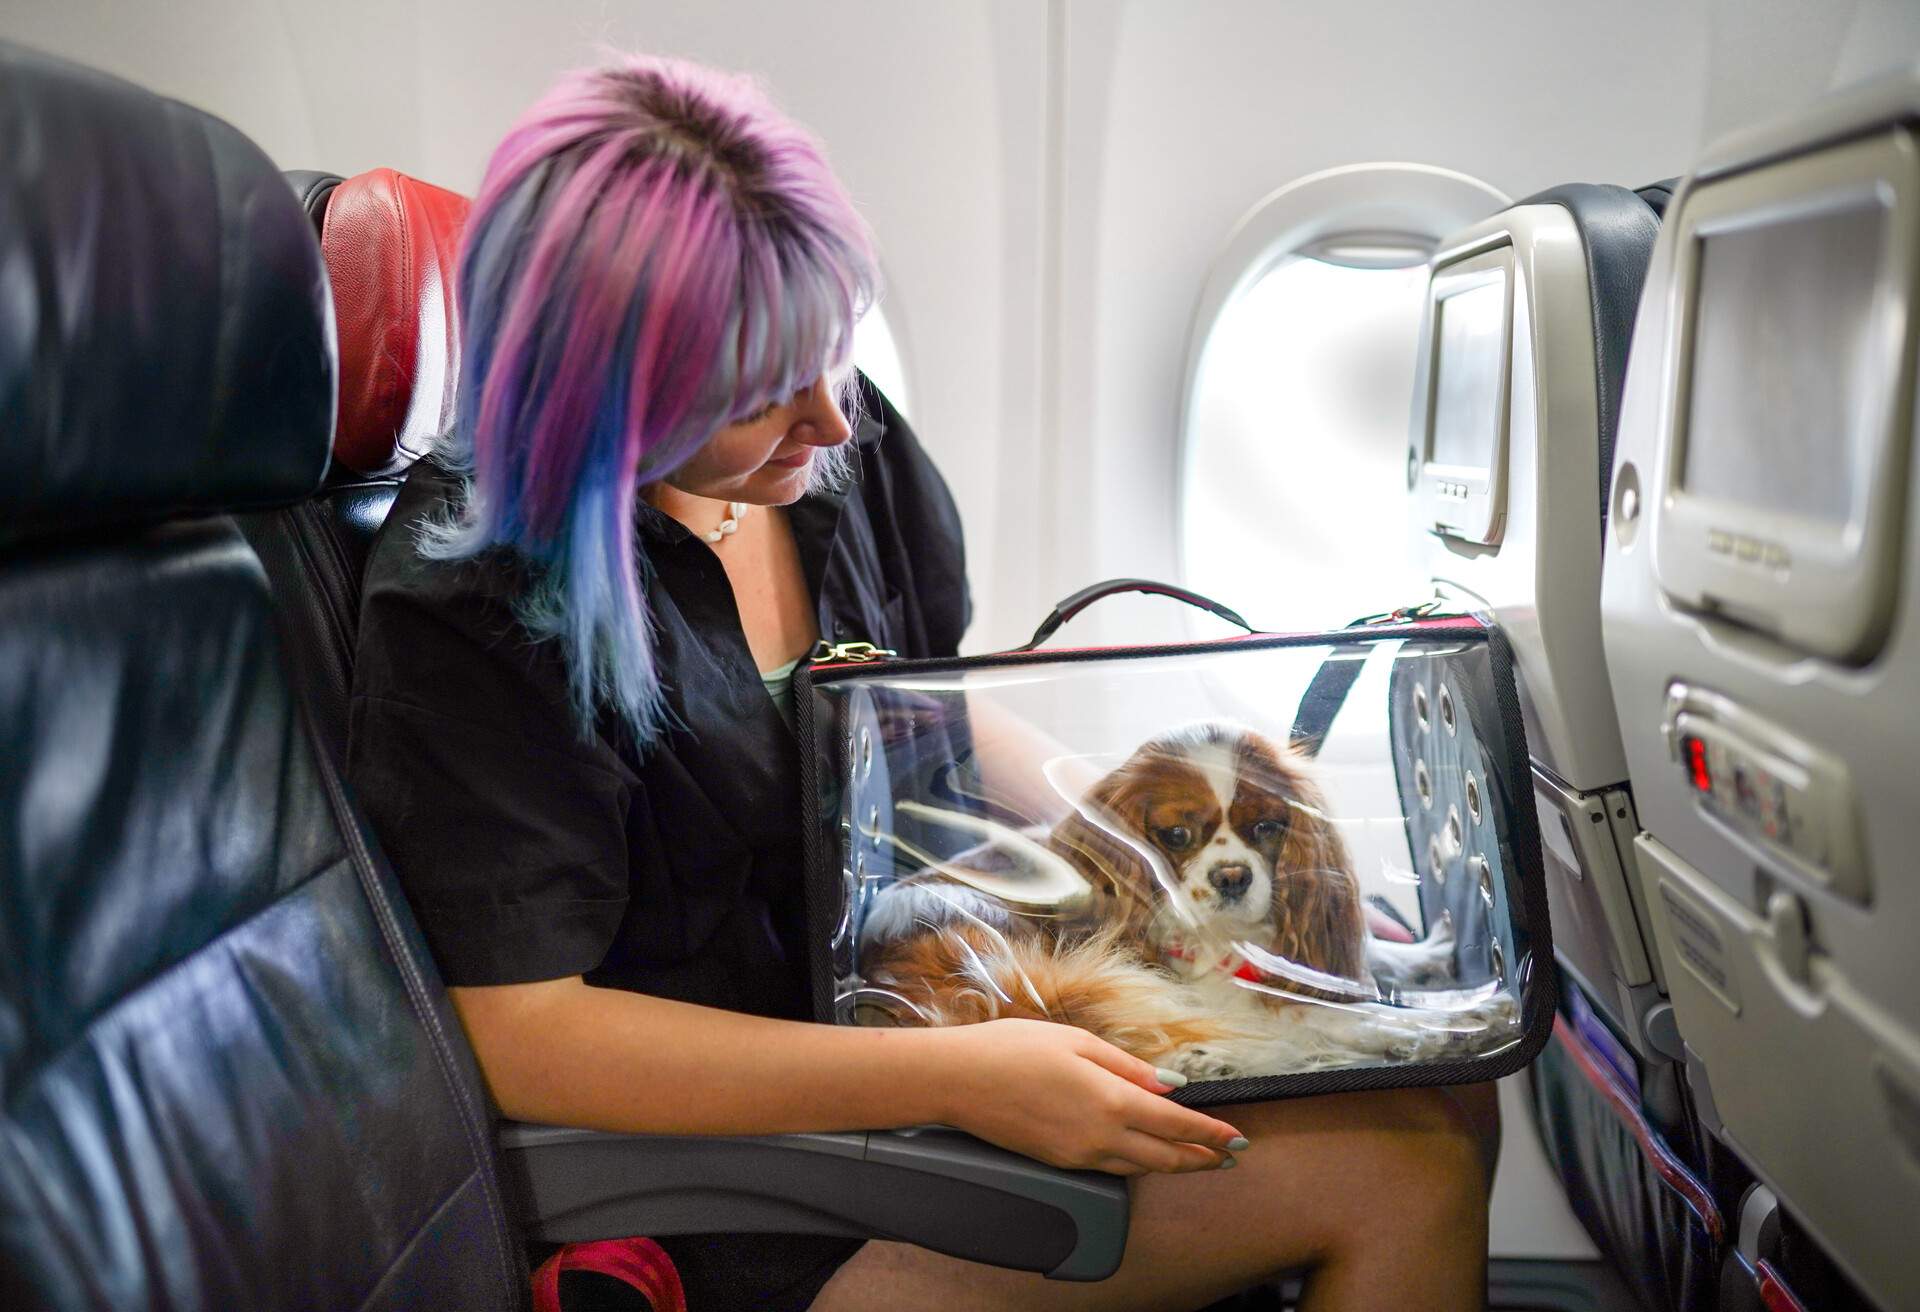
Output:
[765,449,812,469]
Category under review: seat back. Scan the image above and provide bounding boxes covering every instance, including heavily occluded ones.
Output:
[1602,66,1920,1312]
[0,44,523,1311]
[1407,183,1668,1054]
[240,167,468,762]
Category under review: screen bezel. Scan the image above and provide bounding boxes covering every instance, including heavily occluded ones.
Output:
[1654,127,1920,663]
[1416,241,1516,546]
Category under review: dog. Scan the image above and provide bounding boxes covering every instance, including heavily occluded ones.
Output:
[856,722,1517,1079]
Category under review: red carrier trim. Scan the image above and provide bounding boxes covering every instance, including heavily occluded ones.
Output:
[1551,1014,1725,1244]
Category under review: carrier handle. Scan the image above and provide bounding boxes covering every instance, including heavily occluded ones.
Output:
[1014,578,1257,653]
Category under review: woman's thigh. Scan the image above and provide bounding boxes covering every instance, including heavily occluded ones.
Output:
[810,1084,1496,1312]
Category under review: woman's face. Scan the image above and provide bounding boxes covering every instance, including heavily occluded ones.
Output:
[665,374,852,505]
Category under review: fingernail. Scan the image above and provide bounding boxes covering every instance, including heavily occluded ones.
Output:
[1218,1154,1237,1170]
[1226,1136,1250,1152]
[1153,1068,1189,1088]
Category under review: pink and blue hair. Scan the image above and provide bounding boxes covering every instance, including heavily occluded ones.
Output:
[426,54,877,745]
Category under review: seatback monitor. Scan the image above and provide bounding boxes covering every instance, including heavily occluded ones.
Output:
[1412,243,1515,546]
[1431,277,1508,473]
[1654,128,1919,662]
[1684,198,1886,527]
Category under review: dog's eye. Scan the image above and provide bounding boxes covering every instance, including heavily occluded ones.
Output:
[1251,818,1287,843]
[1154,825,1193,850]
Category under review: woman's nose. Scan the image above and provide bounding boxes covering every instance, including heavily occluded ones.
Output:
[791,376,852,448]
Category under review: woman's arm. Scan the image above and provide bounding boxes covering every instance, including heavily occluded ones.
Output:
[451,977,1247,1176]
[960,694,1105,826]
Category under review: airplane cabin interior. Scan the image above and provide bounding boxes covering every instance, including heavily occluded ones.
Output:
[4,3,1920,1310]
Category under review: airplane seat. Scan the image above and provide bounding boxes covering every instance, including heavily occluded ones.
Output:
[235,154,1138,1286]
[2,48,1132,1305]
[1410,181,1671,1056]
[238,166,466,764]
[1407,184,1727,1310]
[0,42,528,1311]
[1602,65,1920,1312]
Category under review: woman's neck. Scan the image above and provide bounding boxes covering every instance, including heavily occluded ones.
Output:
[644,482,736,538]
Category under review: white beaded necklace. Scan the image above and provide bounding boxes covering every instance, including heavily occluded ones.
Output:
[704,500,750,545]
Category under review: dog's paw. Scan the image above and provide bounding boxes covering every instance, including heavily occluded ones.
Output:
[1164,1044,1240,1082]
[1423,991,1522,1057]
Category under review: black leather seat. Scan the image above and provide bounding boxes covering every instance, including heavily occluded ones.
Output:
[0,43,525,1311]
[240,166,467,764]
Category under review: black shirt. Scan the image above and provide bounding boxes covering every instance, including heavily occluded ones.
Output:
[346,382,970,1021]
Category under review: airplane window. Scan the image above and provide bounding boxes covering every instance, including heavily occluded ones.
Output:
[853,304,912,418]
[1182,251,1430,629]
[1178,164,1508,632]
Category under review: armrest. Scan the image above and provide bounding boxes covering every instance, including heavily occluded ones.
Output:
[496,1122,1129,1281]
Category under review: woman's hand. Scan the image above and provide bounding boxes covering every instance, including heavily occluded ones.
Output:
[923,1019,1247,1176]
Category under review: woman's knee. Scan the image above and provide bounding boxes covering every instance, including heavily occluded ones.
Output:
[1225,1087,1489,1252]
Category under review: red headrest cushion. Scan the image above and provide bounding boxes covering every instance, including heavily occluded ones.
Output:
[319,169,469,475]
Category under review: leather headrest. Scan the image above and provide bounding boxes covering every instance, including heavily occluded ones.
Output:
[0,42,335,543]
[319,169,469,475]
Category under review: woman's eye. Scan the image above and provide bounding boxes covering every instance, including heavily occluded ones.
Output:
[1155,826,1193,850]
[740,400,778,424]
[1251,819,1286,843]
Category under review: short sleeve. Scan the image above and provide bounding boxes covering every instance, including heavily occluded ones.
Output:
[346,469,637,986]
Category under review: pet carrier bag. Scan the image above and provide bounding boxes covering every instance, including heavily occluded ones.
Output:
[796,579,1557,1105]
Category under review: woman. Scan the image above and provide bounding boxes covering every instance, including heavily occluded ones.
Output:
[347,53,1496,1312]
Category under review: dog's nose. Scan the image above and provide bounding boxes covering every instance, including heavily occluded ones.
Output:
[1208,864,1253,900]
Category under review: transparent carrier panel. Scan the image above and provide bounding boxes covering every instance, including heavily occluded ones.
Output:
[802,630,1551,1099]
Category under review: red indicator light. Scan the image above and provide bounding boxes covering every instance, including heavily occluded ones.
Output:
[1684,736,1713,793]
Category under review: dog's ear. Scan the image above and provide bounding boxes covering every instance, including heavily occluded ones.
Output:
[1048,759,1165,940]
[1238,736,1370,984]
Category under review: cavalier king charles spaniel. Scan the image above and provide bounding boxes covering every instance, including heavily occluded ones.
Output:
[858,722,1516,1079]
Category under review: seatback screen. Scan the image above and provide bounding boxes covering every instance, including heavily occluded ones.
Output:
[1684,198,1889,526]
[1430,276,1507,472]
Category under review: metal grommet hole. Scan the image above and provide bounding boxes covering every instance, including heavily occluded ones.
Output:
[1490,938,1506,979]
[858,729,873,779]
[1464,772,1482,824]
[1414,759,1433,810]
[1413,683,1430,733]
[866,803,880,834]
[1471,854,1493,906]
[1438,684,1457,736]
[1428,835,1448,885]
[1445,805,1462,856]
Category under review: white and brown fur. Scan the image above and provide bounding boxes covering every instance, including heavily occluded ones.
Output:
[857,723,1515,1079]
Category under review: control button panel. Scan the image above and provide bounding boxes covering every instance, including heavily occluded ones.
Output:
[1706,526,1791,571]
[1663,682,1869,903]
